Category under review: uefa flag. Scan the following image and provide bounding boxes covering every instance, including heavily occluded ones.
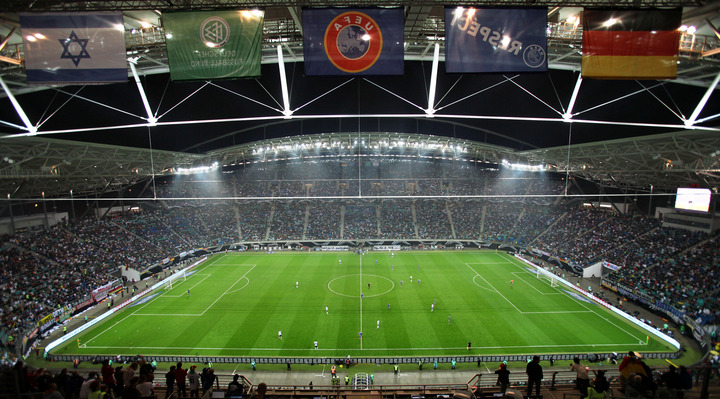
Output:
[163,10,263,81]
[445,7,547,73]
[582,8,682,79]
[20,12,128,84]
[303,8,404,75]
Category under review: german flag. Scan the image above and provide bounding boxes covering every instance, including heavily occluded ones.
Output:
[581,8,682,79]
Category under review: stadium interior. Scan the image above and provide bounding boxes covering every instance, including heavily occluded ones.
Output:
[2,0,720,399]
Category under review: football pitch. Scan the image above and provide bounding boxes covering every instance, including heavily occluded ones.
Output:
[56,251,674,357]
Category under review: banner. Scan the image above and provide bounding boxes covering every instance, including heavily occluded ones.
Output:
[20,12,127,84]
[445,7,547,73]
[602,261,622,271]
[91,279,122,301]
[582,8,682,79]
[38,313,54,328]
[303,8,404,75]
[163,10,263,80]
[321,245,349,251]
[75,296,95,311]
[373,245,401,251]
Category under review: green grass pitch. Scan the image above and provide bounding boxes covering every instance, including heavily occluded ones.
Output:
[57,251,674,357]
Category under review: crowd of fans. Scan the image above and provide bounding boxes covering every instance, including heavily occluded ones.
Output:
[3,354,703,399]
[67,217,173,266]
[304,203,341,240]
[9,359,224,399]
[308,181,340,197]
[533,208,613,260]
[342,205,378,239]
[111,211,188,255]
[273,181,306,198]
[512,204,564,245]
[378,201,414,239]
[0,248,62,351]
[268,202,306,241]
[415,201,453,239]
[609,234,720,326]
[449,201,484,240]
[479,202,526,243]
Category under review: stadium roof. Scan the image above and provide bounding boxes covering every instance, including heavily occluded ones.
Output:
[2,129,718,199]
[1,0,720,200]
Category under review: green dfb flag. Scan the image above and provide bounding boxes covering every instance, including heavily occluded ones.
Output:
[163,10,263,81]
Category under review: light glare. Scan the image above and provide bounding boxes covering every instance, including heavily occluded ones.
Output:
[602,18,618,27]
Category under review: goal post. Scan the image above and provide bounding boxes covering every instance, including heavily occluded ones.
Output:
[163,277,173,291]
[161,266,193,293]
[535,264,559,287]
[353,373,370,389]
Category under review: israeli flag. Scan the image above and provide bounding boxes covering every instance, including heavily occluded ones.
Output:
[20,12,128,84]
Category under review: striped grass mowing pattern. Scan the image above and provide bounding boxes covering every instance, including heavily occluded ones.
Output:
[59,251,673,357]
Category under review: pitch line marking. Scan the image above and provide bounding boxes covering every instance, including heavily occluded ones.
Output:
[471,275,497,293]
[521,311,593,314]
[207,263,257,267]
[475,273,523,313]
[467,262,513,265]
[200,265,255,316]
[465,263,591,315]
[80,341,642,351]
[505,254,646,343]
[359,254,363,351]
[510,272,562,295]
[327,274,395,298]
[225,277,250,294]
[133,313,203,316]
[163,274,212,297]
[465,263,523,313]
[136,268,253,316]
[83,255,229,345]
[562,290,644,342]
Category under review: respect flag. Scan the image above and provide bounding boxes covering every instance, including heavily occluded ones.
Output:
[163,10,263,81]
[445,7,547,73]
[20,12,128,84]
[581,8,682,79]
[303,8,404,75]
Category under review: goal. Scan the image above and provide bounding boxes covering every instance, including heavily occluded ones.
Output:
[352,373,371,389]
[535,266,559,288]
[162,270,187,291]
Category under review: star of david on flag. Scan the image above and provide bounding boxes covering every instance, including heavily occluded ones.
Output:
[20,12,128,84]
[59,31,91,67]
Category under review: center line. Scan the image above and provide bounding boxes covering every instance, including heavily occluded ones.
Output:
[359,254,363,350]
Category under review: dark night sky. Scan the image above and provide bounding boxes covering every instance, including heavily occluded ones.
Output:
[1,61,716,153]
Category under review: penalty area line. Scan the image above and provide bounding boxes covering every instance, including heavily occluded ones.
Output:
[78,341,645,351]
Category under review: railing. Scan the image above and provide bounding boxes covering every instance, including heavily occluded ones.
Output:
[249,382,472,397]
[47,352,678,367]
[468,369,622,391]
[679,32,720,56]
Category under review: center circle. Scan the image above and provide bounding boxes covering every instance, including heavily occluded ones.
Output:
[327,274,394,298]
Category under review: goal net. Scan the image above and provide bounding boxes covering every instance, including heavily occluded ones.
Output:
[161,270,187,292]
[352,373,370,389]
[535,266,559,288]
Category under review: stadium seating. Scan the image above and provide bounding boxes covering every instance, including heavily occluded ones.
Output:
[1,158,718,363]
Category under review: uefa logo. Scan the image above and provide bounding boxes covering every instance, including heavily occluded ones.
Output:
[523,44,546,68]
[324,11,383,73]
[200,16,230,47]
